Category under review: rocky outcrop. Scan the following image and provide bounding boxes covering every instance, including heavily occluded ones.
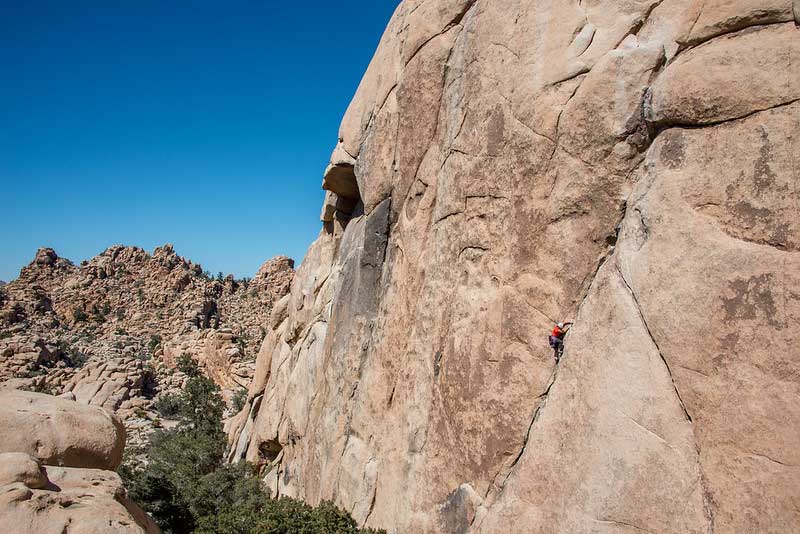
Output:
[0,391,158,533]
[228,1,799,533]
[0,245,293,445]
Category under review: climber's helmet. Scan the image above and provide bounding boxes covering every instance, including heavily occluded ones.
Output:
[557,322,564,329]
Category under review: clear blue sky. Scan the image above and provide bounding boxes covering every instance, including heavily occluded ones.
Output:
[0,1,399,282]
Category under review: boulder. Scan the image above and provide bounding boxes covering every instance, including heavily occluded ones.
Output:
[0,465,159,534]
[0,390,125,470]
[0,453,48,489]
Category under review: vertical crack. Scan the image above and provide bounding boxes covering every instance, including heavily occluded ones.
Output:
[543,74,588,180]
[602,259,714,532]
[487,361,560,499]
[363,480,378,526]
[486,240,611,501]
[614,263,692,422]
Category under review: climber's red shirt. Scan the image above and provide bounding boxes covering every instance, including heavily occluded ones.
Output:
[551,326,564,339]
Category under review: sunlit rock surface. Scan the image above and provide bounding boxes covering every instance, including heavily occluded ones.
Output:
[228,1,797,532]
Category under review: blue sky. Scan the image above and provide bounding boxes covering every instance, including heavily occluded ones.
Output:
[0,1,399,282]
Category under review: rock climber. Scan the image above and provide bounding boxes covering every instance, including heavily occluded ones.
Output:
[548,321,572,362]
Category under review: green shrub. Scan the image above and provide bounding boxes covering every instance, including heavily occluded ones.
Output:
[231,388,247,413]
[154,393,182,418]
[67,350,89,368]
[197,497,386,534]
[57,342,88,368]
[22,383,57,395]
[149,334,162,353]
[73,308,88,322]
[177,353,201,377]
[91,303,107,323]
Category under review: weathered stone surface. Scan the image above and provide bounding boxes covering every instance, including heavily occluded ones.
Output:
[0,453,48,489]
[474,262,709,534]
[648,23,800,126]
[0,466,159,534]
[681,0,794,45]
[607,103,800,534]
[229,3,798,533]
[0,392,158,533]
[63,357,155,413]
[0,390,125,470]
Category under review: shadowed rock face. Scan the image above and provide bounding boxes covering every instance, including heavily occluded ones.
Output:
[228,2,799,533]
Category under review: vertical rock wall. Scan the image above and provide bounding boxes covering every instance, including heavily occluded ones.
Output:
[229,2,799,533]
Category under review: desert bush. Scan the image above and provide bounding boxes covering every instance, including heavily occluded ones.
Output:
[20,381,57,396]
[57,342,88,368]
[73,308,88,322]
[149,334,162,353]
[196,497,387,534]
[177,353,201,377]
[231,388,247,413]
[67,349,89,368]
[154,394,182,418]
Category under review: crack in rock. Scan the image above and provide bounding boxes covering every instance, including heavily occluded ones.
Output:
[614,263,692,422]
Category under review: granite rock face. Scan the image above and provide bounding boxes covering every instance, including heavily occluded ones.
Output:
[227,2,798,533]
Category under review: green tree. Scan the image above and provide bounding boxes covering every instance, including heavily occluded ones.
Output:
[149,334,162,354]
[177,353,201,377]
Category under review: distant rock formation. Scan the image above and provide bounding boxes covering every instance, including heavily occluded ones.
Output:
[0,390,159,533]
[0,245,293,445]
[228,1,799,533]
